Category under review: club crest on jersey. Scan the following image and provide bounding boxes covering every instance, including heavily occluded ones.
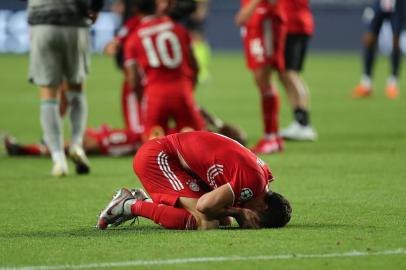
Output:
[186,179,200,192]
[240,188,253,201]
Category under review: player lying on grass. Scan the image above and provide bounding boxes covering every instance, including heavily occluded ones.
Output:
[3,108,246,157]
[97,131,291,230]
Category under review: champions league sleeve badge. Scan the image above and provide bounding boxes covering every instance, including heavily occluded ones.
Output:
[240,188,253,201]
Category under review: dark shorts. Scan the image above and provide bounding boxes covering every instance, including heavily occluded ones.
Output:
[284,34,310,72]
[368,0,402,36]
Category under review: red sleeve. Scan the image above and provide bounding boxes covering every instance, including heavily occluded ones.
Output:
[175,23,192,48]
[269,0,287,23]
[116,25,130,43]
[228,168,268,206]
[117,16,141,43]
[123,33,138,67]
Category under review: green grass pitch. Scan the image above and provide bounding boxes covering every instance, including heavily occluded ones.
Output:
[0,52,405,270]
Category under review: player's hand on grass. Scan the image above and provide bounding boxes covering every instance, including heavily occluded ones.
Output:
[236,208,261,229]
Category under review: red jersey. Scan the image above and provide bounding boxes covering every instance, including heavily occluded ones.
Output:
[284,0,314,35]
[116,16,141,44]
[166,131,273,205]
[124,16,193,89]
[240,0,286,29]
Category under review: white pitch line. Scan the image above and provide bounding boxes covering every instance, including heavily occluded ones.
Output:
[1,248,405,270]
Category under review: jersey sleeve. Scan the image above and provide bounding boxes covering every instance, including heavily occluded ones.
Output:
[228,168,268,206]
[123,33,138,67]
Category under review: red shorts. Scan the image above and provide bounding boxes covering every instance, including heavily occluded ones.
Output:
[86,125,141,156]
[142,82,205,138]
[133,138,207,206]
[242,19,286,71]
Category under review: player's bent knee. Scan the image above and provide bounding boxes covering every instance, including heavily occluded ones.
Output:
[363,33,376,47]
[180,127,195,133]
[147,126,165,140]
[66,83,83,91]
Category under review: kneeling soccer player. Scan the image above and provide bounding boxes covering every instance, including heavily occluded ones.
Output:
[97,131,291,230]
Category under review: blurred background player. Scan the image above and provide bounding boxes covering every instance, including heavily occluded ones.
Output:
[279,0,317,141]
[27,0,104,176]
[104,0,143,134]
[3,109,246,158]
[352,0,405,99]
[4,125,142,157]
[104,0,210,136]
[124,0,205,140]
[183,0,211,84]
[235,0,286,154]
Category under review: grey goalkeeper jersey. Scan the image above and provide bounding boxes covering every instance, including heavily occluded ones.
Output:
[27,0,103,27]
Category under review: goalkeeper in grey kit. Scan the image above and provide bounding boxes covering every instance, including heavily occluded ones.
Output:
[27,0,104,176]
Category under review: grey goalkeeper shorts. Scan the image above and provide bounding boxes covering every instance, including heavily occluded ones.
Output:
[29,25,90,87]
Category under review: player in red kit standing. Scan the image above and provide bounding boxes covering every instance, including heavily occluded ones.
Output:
[124,0,205,140]
[235,0,287,154]
[104,12,143,135]
[279,0,317,141]
[97,131,292,230]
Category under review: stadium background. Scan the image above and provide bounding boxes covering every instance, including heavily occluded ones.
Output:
[1,0,406,54]
[1,1,405,269]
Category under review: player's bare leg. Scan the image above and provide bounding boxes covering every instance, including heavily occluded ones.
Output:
[66,83,90,174]
[279,71,317,141]
[40,86,68,177]
[250,67,283,154]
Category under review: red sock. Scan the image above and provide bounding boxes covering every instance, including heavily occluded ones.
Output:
[261,88,280,135]
[21,144,45,155]
[131,201,197,230]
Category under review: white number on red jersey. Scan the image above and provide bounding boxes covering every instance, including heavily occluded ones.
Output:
[142,31,182,69]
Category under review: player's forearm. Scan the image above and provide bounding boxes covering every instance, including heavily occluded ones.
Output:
[235,0,262,25]
[196,204,243,221]
[126,64,142,99]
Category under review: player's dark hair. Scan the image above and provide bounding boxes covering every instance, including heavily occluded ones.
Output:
[259,192,292,228]
[134,0,156,15]
[168,0,197,21]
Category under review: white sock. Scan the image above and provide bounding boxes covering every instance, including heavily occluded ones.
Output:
[264,133,277,140]
[51,151,67,165]
[40,100,65,163]
[361,74,372,88]
[387,75,398,87]
[66,91,88,149]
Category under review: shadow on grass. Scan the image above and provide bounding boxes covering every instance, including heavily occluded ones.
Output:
[286,222,379,230]
[1,222,380,239]
[0,225,170,239]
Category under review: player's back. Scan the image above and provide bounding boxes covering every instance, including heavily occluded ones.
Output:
[167,131,272,189]
[132,16,191,88]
